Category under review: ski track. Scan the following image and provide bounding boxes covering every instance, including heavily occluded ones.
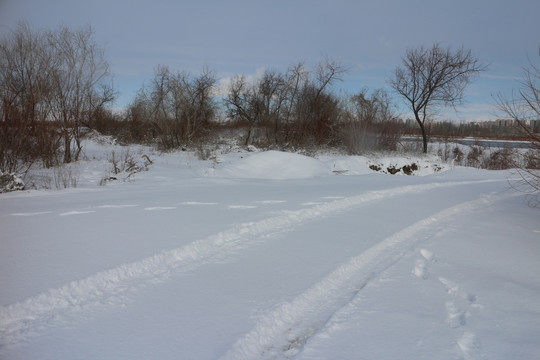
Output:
[0,179,502,351]
[220,191,515,360]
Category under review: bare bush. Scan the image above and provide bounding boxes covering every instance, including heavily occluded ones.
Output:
[52,166,79,189]
[224,59,346,148]
[486,148,518,170]
[101,149,152,185]
[495,54,540,199]
[340,88,401,154]
[524,149,540,169]
[453,146,465,164]
[466,146,484,168]
[130,66,216,150]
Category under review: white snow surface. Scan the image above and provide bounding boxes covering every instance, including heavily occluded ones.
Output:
[1,140,539,360]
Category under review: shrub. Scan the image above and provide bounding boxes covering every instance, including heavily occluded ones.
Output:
[466,146,484,168]
[0,172,25,193]
[453,146,464,164]
[524,149,540,169]
[402,163,418,175]
[486,148,518,170]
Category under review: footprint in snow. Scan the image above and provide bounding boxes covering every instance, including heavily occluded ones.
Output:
[457,331,481,360]
[445,300,468,328]
[412,251,483,358]
[412,248,436,279]
[439,276,483,357]
[420,248,436,261]
[412,259,429,279]
[439,277,477,304]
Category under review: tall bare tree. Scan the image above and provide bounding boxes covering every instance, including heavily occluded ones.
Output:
[0,22,58,172]
[295,58,346,144]
[389,44,485,152]
[47,25,114,163]
[224,74,262,145]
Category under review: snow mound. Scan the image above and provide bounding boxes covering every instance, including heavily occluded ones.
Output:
[217,151,329,179]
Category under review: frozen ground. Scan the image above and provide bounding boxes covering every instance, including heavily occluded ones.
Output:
[0,139,539,359]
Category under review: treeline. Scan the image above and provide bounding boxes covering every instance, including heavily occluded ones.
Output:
[120,60,403,152]
[0,23,530,176]
[1,23,406,174]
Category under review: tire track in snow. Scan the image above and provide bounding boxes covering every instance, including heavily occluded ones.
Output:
[0,180,501,350]
[220,191,516,360]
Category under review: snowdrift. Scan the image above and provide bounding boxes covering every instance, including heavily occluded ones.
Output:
[215,150,330,179]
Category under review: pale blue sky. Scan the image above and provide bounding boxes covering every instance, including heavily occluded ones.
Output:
[1,0,538,121]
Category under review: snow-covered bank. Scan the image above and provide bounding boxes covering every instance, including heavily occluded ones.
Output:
[1,141,539,359]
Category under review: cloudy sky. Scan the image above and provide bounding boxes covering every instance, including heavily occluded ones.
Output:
[1,0,538,121]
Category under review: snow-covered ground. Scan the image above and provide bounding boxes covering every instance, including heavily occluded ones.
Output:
[1,139,539,360]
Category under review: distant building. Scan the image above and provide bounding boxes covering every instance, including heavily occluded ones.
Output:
[530,119,540,132]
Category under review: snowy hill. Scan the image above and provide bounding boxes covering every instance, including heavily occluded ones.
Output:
[1,139,539,360]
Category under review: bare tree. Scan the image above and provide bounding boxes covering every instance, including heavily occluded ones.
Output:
[0,22,59,172]
[0,23,114,174]
[46,25,114,163]
[496,54,540,200]
[224,74,262,145]
[389,44,485,152]
[282,62,309,128]
[134,66,216,149]
[224,59,345,147]
[291,58,346,145]
[182,67,216,141]
[224,65,308,146]
[257,70,288,143]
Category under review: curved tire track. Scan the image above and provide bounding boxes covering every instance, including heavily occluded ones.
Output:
[0,180,500,350]
[220,191,515,360]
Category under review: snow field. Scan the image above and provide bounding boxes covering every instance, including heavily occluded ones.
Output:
[1,179,500,350]
[1,144,539,359]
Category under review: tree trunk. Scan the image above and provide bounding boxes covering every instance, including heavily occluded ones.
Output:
[63,132,72,163]
[420,122,428,153]
[414,112,428,153]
